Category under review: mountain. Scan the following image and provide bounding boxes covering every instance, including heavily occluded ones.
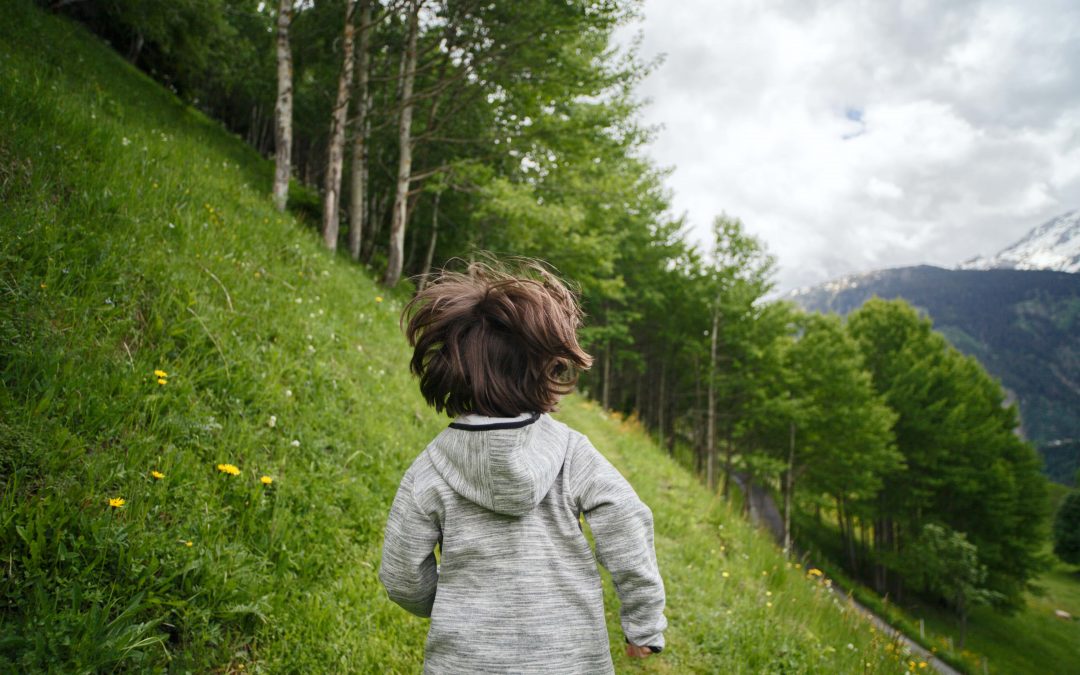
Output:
[960,209,1080,273]
[789,266,1080,485]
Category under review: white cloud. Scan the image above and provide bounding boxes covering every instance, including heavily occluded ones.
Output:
[618,0,1080,291]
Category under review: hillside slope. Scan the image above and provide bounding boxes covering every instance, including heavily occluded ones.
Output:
[790,265,1080,484]
[1,4,909,672]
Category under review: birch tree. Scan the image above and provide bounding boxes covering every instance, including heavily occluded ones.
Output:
[347,0,372,260]
[382,0,419,286]
[272,0,293,212]
[321,0,358,250]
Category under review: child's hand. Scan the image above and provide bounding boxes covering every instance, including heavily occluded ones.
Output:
[625,643,654,658]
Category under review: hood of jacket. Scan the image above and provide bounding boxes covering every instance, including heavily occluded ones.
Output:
[426,413,568,516]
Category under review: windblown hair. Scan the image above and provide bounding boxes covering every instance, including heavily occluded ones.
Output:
[402,260,593,418]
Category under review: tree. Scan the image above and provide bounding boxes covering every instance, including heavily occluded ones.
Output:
[698,215,775,494]
[382,0,420,286]
[1053,490,1080,565]
[909,524,997,648]
[847,298,1048,605]
[272,0,293,212]
[771,312,899,559]
[321,0,358,250]
[347,0,373,260]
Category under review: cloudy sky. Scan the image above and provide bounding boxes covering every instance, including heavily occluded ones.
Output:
[616,0,1080,292]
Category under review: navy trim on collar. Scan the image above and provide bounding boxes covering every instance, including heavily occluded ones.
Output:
[449,412,542,431]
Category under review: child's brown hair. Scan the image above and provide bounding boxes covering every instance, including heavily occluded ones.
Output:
[402,259,593,417]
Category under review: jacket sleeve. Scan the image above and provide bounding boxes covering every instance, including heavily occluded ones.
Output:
[379,467,441,617]
[571,437,667,650]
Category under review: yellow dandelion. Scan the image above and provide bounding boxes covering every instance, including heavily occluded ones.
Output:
[721,571,730,578]
[185,540,193,547]
[808,568,824,577]
[216,463,240,476]
[375,296,383,303]
[154,369,168,378]
[157,378,168,385]
[151,470,165,480]
[260,475,273,485]
[108,497,126,508]
[919,663,928,669]
[766,601,773,608]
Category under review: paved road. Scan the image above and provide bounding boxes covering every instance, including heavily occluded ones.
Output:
[733,474,963,675]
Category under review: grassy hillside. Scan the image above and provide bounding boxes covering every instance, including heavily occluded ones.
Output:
[1,3,911,672]
[796,506,1080,674]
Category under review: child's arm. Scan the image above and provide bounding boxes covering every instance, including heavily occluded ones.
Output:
[379,468,440,617]
[571,437,667,653]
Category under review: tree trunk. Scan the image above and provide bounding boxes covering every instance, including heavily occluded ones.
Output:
[845,508,858,571]
[658,358,666,451]
[635,370,644,419]
[693,353,703,474]
[321,0,358,251]
[128,31,144,63]
[363,190,387,262]
[347,0,372,260]
[418,192,440,291]
[272,0,293,212]
[783,421,795,553]
[874,517,886,593]
[383,0,420,286]
[707,308,719,492]
[722,426,734,500]
[959,605,968,649]
[602,341,612,410]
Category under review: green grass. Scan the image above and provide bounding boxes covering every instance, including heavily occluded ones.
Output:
[908,555,1080,675]
[2,3,911,671]
[795,509,1080,674]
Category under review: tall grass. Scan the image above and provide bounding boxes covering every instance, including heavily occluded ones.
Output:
[2,3,911,671]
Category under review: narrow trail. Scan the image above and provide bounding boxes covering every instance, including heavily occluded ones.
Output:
[733,475,963,675]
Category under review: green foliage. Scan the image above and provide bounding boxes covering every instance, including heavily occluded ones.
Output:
[846,299,1050,608]
[1053,491,1080,565]
[795,510,1080,675]
[794,265,1080,476]
[772,313,899,501]
[0,3,910,671]
[908,525,997,637]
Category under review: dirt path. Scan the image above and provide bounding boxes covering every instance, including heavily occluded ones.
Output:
[733,474,963,675]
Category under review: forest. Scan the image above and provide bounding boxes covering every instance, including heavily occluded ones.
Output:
[3,0,1075,672]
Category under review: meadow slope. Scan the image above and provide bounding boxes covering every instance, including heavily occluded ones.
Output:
[1,3,912,672]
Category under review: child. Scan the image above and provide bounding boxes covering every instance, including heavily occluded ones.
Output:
[379,261,667,674]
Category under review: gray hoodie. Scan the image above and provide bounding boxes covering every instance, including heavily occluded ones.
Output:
[379,412,667,674]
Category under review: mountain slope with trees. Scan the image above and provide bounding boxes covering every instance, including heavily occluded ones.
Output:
[0,3,916,671]
[790,265,1080,485]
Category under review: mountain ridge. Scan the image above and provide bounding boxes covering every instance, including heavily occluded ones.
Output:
[960,209,1080,274]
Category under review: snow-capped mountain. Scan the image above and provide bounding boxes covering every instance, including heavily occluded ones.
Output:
[960,209,1080,273]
